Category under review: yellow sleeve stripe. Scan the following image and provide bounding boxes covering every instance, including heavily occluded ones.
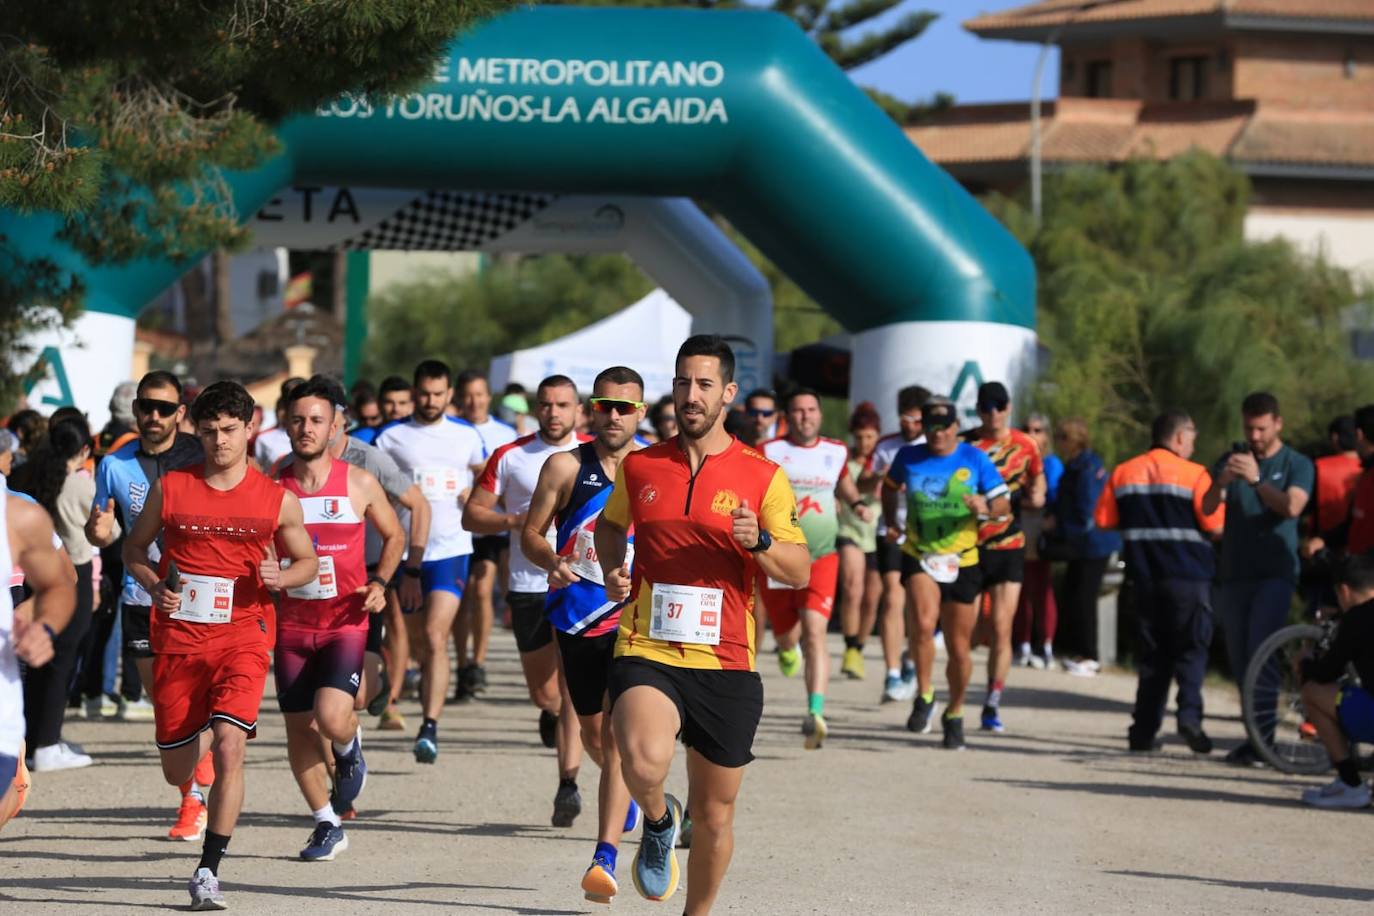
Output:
[761,467,807,545]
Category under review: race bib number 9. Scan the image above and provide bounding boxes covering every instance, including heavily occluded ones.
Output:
[170,573,234,624]
[285,555,338,601]
[415,466,461,502]
[650,583,723,646]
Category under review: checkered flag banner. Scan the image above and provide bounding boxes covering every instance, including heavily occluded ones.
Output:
[334,191,556,251]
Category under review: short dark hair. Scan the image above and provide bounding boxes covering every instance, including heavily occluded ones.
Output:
[1354,405,1374,444]
[898,385,932,415]
[191,381,256,424]
[537,374,578,400]
[1329,415,1357,452]
[414,359,451,387]
[285,376,344,412]
[137,370,183,399]
[1336,551,1374,593]
[455,369,488,392]
[379,375,411,397]
[785,387,821,410]
[1241,391,1280,420]
[676,334,736,385]
[1151,410,1193,448]
[281,376,306,400]
[593,366,644,395]
[352,391,378,410]
[745,388,775,406]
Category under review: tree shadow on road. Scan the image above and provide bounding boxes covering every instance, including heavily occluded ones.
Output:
[973,776,1321,810]
[1105,869,1374,902]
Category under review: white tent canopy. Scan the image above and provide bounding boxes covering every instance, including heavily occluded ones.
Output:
[487,288,692,402]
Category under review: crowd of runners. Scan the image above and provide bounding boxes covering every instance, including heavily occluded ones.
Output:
[2,333,1374,912]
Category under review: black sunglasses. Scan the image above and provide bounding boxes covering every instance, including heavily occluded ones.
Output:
[746,408,776,418]
[977,401,1009,413]
[135,397,180,418]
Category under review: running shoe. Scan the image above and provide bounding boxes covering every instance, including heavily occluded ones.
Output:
[941,713,967,750]
[300,822,349,861]
[553,781,582,828]
[1301,778,1372,810]
[776,646,801,678]
[194,750,216,788]
[1178,722,1213,755]
[1028,651,1048,671]
[1224,743,1263,768]
[841,646,865,680]
[29,741,93,771]
[1062,657,1099,677]
[379,707,406,731]
[366,671,391,717]
[677,811,692,849]
[470,664,489,694]
[900,650,916,686]
[116,697,156,721]
[980,703,1005,734]
[329,788,357,821]
[623,799,642,833]
[452,664,474,704]
[802,712,828,750]
[539,709,558,749]
[1128,735,1163,753]
[401,668,421,699]
[333,727,367,807]
[582,853,619,905]
[1014,645,1033,668]
[882,673,915,704]
[188,867,227,910]
[632,794,682,902]
[83,695,117,719]
[168,795,207,842]
[907,694,937,734]
[414,730,438,765]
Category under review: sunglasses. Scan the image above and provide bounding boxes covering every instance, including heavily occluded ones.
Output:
[900,412,922,424]
[747,408,776,418]
[977,401,1009,413]
[1027,426,1045,434]
[135,397,180,418]
[589,397,645,416]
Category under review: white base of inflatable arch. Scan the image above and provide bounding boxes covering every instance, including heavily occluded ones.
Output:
[20,311,136,430]
[848,321,1039,434]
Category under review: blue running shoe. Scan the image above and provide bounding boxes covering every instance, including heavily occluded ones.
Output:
[623,799,641,833]
[333,728,367,806]
[414,734,438,764]
[582,853,619,904]
[900,650,916,687]
[300,822,349,861]
[980,704,1005,734]
[632,793,682,902]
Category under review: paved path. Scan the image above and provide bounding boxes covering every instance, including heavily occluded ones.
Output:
[2,635,1370,914]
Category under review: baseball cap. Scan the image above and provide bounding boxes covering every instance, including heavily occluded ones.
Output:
[921,398,959,430]
[976,382,1010,412]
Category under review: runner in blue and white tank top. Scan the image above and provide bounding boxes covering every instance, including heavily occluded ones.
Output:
[522,366,646,905]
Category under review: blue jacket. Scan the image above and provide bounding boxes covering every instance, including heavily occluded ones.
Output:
[1053,449,1120,559]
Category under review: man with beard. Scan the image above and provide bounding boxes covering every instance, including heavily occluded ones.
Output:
[124,381,318,910]
[595,335,809,910]
[522,366,645,904]
[86,370,214,841]
[274,378,404,860]
[463,376,589,826]
[376,361,485,764]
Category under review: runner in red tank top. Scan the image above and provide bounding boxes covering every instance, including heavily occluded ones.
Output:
[124,381,318,911]
[273,378,404,861]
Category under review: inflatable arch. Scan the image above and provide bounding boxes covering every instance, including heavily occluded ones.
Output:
[5,6,1034,429]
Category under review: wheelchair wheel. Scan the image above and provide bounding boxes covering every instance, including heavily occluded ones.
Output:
[1242,623,1329,775]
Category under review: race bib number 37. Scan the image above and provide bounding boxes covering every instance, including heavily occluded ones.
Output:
[650,583,723,646]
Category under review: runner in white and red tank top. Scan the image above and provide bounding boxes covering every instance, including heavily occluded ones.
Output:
[273,378,405,863]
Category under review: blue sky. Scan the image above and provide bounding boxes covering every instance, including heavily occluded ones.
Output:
[848,0,1059,105]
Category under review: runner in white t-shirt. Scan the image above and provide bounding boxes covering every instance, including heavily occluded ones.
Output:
[452,370,519,703]
[463,375,588,824]
[376,360,485,765]
[863,384,930,703]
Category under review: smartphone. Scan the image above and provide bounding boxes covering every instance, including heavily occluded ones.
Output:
[165,559,181,593]
[1230,441,1250,456]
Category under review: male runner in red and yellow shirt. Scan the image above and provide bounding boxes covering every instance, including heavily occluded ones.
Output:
[595,335,808,912]
[125,381,317,911]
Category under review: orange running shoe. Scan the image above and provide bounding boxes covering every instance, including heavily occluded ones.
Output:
[12,741,30,817]
[1300,720,1318,741]
[194,750,215,787]
[168,795,207,842]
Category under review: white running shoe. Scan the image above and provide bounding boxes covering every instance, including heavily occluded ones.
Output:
[188,867,228,910]
[1302,778,1372,809]
[117,698,156,721]
[30,741,94,772]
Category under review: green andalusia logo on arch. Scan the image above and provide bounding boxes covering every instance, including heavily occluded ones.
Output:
[948,360,985,419]
[23,346,75,409]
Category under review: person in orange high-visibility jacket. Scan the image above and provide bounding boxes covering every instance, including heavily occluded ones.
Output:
[1095,410,1224,755]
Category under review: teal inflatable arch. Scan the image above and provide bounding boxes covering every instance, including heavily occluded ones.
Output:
[5,7,1035,428]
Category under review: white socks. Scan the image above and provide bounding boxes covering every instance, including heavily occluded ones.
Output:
[312,803,341,827]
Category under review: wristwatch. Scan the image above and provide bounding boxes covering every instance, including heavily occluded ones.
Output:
[366,574,388,589]
[748,529,773,553]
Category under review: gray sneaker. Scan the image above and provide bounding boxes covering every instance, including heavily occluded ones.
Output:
[188,867,227,910]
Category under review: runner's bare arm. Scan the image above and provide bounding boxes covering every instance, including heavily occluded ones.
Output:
[121,479,178,614]
[268,491,319,591]
[354,465,405,585]
[988,492,1012,519]
[881,475,903,542]
[1027,469,1047,510]
[8,495,77,665]
[735,497,810,588]
[835,471,871,521]
[522,451,579,585]
[462,481,522,535]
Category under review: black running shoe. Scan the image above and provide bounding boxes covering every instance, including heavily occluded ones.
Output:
[470,664,488,694]
[539,709,558,749]
[452,664,473,704]
[941,713,966,750]
[366,670,390,717]
[907,694,937,734]
[552,781,582,828]
[1178,722,1213,755]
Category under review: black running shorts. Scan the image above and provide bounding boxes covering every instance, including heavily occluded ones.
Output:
[876,539,904,575]
[122,603,153,659]
[508,591,552,654]
[608,656,764,769]
[979,547,1025,587]
[555,629,617,717]
[472,534,509,566]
